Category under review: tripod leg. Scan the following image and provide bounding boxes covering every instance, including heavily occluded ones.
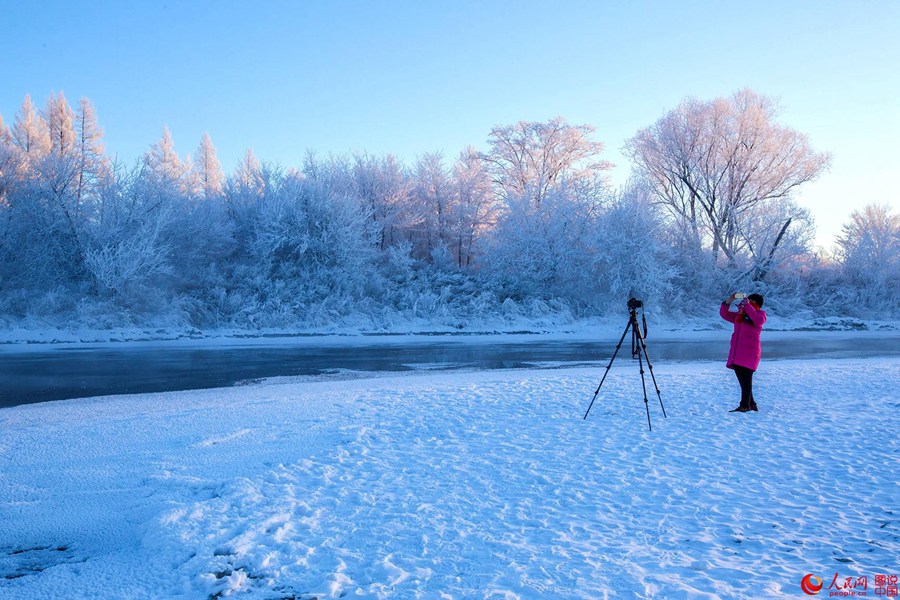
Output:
[636,335,667,419]
[583,319,631,420]
[636,345,653,431]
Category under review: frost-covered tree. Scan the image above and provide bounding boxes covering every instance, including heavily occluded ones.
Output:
[741,199,814,283]
[483,182,601,304]
[410,152,453,262]
[0,113,13,197]
[11,95,50,173]
[0,114,14,254]
[351,153,416,251]
[229,149,265,200]
[224,149,270,238]
[625,89,830,271]
[479,118,610,309]
[21,93,92,284]
[836,204,899,270]
[86,128,190,304]
[254,162,376,307]
[5,90,884,328]
[143,127,189,189]
[450,147,495,268]
[86,163,175,301]
[74,97,109,210]
[45,92,77,158]
[191,132,225,199]
[0,99,51,295]
[163,136,231,303]
[481,117,609,206]
[834,204,899,311]
[588,183,674,311]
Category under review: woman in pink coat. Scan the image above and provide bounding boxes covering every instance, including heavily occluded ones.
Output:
[719,293,767,412]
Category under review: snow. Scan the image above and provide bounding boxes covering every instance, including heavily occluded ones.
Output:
[1,354,898,599]
[0,311,894,346]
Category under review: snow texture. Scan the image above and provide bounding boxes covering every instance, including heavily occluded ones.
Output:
[1,357,898,599]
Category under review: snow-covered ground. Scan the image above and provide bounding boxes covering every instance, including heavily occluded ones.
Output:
[1,356,898,599]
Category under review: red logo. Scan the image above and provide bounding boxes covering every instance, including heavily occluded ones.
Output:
[802,574,824,595]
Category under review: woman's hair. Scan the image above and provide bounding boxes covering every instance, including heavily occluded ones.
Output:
[748,293,764,307]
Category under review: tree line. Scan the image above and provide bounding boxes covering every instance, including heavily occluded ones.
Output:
[0,89,896,331]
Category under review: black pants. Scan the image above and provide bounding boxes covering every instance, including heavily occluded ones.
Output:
[733,365,757,409]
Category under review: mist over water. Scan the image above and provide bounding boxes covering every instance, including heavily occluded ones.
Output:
[2,335,897,408]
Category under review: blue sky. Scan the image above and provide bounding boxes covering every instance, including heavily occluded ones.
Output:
[1,0,897,248]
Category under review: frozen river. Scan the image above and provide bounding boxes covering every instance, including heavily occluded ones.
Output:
[1,331,897,408]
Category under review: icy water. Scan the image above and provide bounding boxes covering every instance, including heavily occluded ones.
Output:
[1,333,897,407]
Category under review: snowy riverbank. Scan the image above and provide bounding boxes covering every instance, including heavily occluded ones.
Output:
[0,313,894,346]
[1,357,898,598]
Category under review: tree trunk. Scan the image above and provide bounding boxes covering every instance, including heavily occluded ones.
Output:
[753,217,791,282]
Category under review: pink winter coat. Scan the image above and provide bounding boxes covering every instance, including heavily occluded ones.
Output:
[719,301,767,371]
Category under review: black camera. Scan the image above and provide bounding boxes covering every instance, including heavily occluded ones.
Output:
[627,297,643,310]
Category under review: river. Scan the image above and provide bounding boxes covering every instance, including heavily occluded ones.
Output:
[1,331,897,408]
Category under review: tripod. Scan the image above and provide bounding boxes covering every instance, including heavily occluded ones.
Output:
[583,300,667,431]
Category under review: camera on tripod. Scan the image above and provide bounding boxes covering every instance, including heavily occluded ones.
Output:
[583,296,667,430]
